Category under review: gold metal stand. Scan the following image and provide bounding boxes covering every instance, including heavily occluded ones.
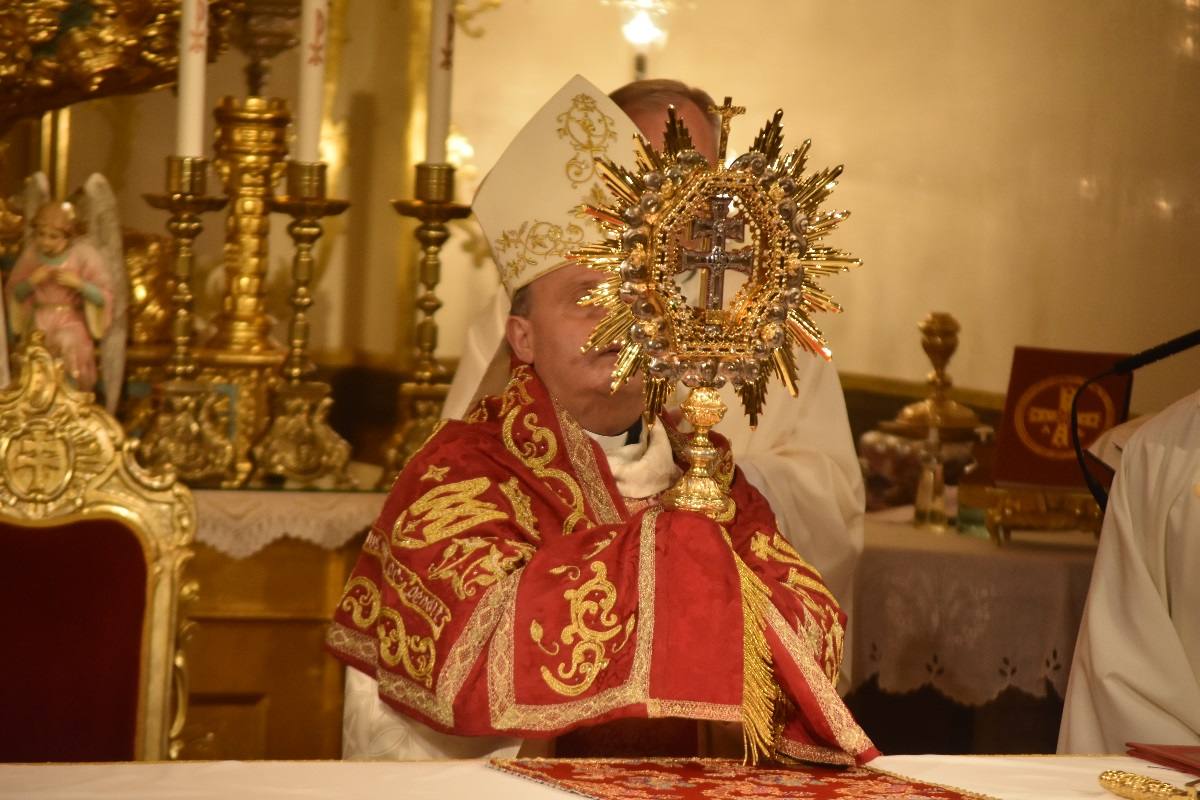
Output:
[252,160,354,487]
[378,163,470,486]
[880,312,983,442]
[199,96,291,485]
[1099,769,1197,800]
[139,156,237,484]
[662,387,736,521]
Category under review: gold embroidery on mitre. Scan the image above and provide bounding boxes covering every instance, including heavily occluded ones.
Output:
[532,560,637,698]
[556,92,618,188]
[377,607,437,688]
[493,220,585,285]
[499,477,539,540]
[428,536,536,601]
[392,477,508,548]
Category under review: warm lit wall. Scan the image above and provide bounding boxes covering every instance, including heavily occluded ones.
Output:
[447,0,1200,414]
[60,0,1200,413]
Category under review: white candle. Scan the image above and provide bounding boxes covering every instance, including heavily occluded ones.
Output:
[425,0,453,163]
[296,0,329,163]
[176,0,209,157]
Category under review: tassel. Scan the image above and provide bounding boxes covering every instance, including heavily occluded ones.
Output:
[728,541,779,765]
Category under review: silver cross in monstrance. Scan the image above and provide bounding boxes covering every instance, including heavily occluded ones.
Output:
[682,194,754,311]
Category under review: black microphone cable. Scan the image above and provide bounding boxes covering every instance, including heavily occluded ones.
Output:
[1071,326,1200,512]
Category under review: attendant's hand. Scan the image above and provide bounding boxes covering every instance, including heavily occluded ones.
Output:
[28,265,51,285]
[55,270,83,289]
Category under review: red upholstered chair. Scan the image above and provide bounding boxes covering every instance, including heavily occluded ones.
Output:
[0,339,196,761]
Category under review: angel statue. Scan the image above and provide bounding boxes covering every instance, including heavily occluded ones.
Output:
[3,173,127,412]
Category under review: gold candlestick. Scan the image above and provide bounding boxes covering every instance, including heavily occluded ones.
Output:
[378,163,470,487]
[139,156,237,484]
[252,160,354,487]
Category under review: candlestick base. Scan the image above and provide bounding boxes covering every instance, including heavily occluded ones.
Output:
[138,378,238,486]
[251,379,354,488]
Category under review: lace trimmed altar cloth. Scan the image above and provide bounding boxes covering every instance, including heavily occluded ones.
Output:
[193,487,384,559]
[851,517,1097,706]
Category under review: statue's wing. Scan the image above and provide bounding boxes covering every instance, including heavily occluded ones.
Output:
[79,173,128,413]
[22,172,50,245]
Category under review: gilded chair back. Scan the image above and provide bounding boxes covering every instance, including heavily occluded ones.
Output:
[0,337,195,761]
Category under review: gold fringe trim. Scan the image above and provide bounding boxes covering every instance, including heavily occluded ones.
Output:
[727,534,779,765]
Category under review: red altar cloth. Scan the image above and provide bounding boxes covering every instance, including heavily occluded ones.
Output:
[327,365,876,764]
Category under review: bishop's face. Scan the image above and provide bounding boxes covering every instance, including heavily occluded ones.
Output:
[505,263,645,436]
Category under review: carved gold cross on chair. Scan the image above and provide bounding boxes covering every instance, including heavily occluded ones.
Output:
[682,194,754,312]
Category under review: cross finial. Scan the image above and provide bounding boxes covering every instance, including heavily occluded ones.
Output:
[710,96,745,163]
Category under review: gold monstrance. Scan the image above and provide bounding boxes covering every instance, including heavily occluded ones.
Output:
[573,99,860,519]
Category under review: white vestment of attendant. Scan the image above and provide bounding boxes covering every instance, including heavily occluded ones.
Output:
[1058,389,1200,753]
[342,422,678,760]
[441,286,866,684]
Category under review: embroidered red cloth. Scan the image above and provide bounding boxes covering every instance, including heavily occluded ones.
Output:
[327,364,876,764]
[490,758,994,800]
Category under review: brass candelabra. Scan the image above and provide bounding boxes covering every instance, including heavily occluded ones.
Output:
[139,155,236,484]
[252,160,354,487]
[378,163,470,486]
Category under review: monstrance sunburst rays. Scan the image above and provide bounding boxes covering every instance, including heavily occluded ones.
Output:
[570,101,860,430]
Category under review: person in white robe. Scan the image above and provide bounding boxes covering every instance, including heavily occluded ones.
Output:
[1057,388,1200,753]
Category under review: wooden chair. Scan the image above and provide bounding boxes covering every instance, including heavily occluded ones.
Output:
[0,336,196,761]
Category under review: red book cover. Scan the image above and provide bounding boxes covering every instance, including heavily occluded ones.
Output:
[994,346,1133,488]
[1127,742,1200,778]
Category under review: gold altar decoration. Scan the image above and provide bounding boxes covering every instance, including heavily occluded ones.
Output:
[1099,769,1197,800]
[0,334,197,760]
[572,100,859,518]
[880,312,983,442]
[252,160,353,487]
[379,162,471,486]
[0,0,240,134]
[958,481,1102,544]
[169,95,290,486]
[139,156,237,486]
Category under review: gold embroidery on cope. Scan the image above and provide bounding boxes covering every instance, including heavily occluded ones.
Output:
[500,368,590,535]
[556,93,618,188]
[339,576,382,629]
[428,536,536,600]
[555,400,624,525]
[421,464,451,482]
[392,477,509,548]
[499,477,540,540]
[377,607,437,688]
[532,561,637,698]
[381,554,453,637]
[487,508,659,730]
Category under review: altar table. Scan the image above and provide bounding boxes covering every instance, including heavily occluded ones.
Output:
[848,515,1098,752]
[0,756,1190,799]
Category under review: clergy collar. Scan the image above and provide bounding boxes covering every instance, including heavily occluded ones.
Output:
[585,417,646,456]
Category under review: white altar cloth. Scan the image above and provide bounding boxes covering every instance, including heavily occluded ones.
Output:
[0,756,1191,799]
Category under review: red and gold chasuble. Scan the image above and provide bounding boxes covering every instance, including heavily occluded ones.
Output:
[326,365,878,766]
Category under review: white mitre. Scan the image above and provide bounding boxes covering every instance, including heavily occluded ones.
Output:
[445,75,641,414]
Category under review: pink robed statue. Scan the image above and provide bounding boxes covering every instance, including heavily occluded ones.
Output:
[3,173,127,411]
